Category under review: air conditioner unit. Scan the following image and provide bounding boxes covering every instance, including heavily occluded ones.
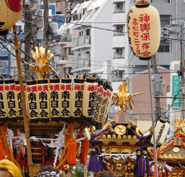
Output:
[116,3,123,9]
[116,49,122,54]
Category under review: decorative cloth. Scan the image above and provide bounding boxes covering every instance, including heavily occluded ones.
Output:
[37,170,62,177]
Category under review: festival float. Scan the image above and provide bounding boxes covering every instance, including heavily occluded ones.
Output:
[0,0,179,177]
[150,119,185,177]
[1,45,114,176]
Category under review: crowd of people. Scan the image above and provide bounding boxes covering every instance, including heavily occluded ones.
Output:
[0,159,118,177]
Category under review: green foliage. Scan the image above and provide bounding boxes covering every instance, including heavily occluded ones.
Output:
[71,167,84,177]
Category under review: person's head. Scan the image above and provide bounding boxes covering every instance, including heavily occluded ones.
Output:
[0,159,23,177]
[96,170,117,177]
[37,166,62,177]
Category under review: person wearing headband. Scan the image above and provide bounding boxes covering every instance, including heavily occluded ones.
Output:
[37,165,62,177]
[0,159,23,177]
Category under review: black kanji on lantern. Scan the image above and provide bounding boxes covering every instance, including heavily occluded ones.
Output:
[40,101,47,109]
[88,108,94,116]
[74,108,82,116]
[39,92,47,100]
[51,91,58,100]
[75,91,83,99]
[87,92,97,116]
[0,102,4,109]
[62,108,70,116]
[89,92,96,100]
[0,110,5,117]
[28,93,36,101]
[99,97,108,121]
[0,93,3,100]
[40,110,48,117]
[94,96,103,118]
[51,108,59,116]
[62,100,69,108]
[8,100,15,109]
[51,100,58,108]
[75,100,82,108]
[30,110,38,118]
[29,102,37,109]
[7,91,15,100]
[18,102,22,109]
[9,108,16,116]
[62,91,70,99]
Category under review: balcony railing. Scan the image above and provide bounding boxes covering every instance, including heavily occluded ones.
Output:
[62,34,71,42]
[72,57,91,69]
[73,35,91,47]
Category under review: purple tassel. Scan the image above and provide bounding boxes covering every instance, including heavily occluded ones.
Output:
[138,157,145,177]
[87,153,103,172]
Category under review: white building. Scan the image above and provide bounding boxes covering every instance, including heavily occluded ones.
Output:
[58,0,185,125]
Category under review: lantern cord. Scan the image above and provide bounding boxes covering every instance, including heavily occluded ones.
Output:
[49,65,61,78]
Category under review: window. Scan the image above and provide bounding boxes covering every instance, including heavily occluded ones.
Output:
[68,48,74,55]
[64,68,66,74]
[167,85,170,92]
[160,15,171,28]
[114,25,125,36]
[158,40,170,53]
[114,2,125,13]
[73,14,78,21]
[86,29,90,36]
[114,48,125,59]
[112,69,125,81]
[68,67,72,75]
[0,50,8,56]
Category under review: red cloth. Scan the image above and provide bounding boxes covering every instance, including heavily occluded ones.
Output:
[5,0,22,12]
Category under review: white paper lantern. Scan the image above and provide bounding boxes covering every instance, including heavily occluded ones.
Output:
[127,0,160,60]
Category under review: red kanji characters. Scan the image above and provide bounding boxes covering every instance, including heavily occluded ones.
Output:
[139,14,150,23]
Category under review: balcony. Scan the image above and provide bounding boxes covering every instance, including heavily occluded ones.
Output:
[59,60,67,65]
[72,35,91,50]
[72,56,91,72]
[61,34,71,42]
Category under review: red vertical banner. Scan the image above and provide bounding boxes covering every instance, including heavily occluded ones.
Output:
[71,78,84,120]
[82,77,98,123]
[49,78,61,122]
[26,80,39,122]
[0,79,7,121]
[5,79,18,121]
[37,80,50,122]
[60,78,72,121]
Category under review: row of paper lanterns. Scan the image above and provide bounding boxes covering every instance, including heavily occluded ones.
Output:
[0,77,112,127]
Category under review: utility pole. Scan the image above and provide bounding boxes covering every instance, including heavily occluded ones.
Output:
[44,0,49,49]
[24,1,32,80]
[152,55,162,121]
[180,22,185,118]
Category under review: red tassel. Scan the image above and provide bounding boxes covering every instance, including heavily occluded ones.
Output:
[67,138,77,166]
[80,137,89,165]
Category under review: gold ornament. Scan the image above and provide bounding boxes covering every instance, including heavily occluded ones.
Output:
[173,147,180,153]
[29,46,54,79]
[114,125,126,135]
[111,82,143,111]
